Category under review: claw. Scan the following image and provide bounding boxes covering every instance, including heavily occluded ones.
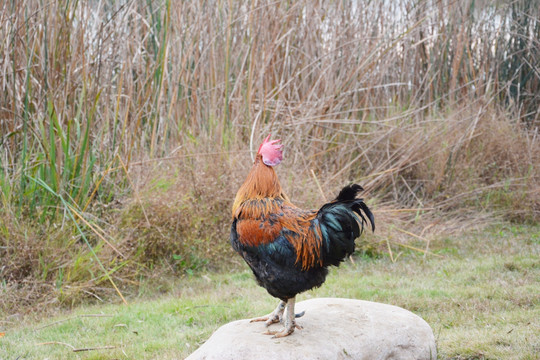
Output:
[262,297,301,338]
[272,330,294,339]
[263,322,303,337]
[268,325,298,338]
[250,314,281,327]
[249,316,266,323]
[249,300,285,326]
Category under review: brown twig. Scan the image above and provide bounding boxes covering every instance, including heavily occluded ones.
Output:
[36,341,117,352]
[66,203,125,259]
[36,341,75,350]
[310,169,327,202]
[73,345,118,352]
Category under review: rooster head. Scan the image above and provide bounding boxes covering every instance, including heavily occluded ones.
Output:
[257,134,283,166]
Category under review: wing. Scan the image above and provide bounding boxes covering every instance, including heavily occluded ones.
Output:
[231,198,323,270]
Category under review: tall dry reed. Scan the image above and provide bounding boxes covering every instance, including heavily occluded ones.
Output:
[0,0,538,306]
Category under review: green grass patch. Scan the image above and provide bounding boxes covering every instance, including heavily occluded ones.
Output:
[1,223,538,359]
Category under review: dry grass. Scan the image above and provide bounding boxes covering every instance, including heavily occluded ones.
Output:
[0,0,539,310]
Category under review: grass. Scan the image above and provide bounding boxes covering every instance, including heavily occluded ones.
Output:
[1,223,538,359]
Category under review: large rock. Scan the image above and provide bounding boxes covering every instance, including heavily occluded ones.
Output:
[186,298,437,360]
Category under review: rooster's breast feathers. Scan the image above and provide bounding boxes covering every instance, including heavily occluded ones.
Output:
[233,198,337,271]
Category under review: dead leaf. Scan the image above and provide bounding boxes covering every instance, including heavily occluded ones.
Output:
[0,332,5,338]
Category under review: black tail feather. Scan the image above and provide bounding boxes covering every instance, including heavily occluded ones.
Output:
[318,184,375,267]
[336,184,364,201]
[335,184,375,232]
[353,200,375,233]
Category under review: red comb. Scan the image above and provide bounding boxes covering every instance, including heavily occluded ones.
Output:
[258,134,283,166]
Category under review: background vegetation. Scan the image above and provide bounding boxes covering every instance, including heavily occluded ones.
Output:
[0,0,538,319]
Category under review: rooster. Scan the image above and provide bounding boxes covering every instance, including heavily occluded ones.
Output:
[230,135,375,338]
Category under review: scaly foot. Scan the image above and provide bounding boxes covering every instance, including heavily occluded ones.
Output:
[263,322,303,338]
[263,297,302,338]
[250,300,285,327]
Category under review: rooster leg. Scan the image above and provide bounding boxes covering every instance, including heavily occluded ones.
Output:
[249,300,285,326]
[264,297,302,338]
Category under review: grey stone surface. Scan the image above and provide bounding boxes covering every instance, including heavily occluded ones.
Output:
[186,297,437,360]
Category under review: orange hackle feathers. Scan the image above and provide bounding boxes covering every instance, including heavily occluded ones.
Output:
[232,153,286,218]
[232,153,324,270]
[278,207,324,270]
